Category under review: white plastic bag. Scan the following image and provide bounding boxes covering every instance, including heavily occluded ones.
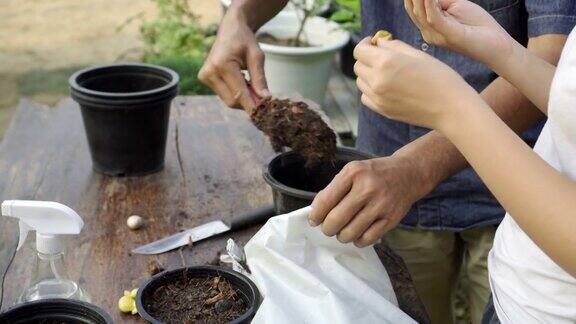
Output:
[245,207,416,324]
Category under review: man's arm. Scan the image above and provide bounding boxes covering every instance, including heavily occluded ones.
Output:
[394,35,567,196]
[309,35,567,247]
[198,0,288,110]
[230,0,289,31]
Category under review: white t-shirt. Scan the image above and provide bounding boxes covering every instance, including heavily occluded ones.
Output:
[488,29,576,323]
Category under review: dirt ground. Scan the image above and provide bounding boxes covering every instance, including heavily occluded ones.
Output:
[0,0,221,138]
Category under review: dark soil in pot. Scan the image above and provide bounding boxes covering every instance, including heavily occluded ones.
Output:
[0,299,112,324]
[257,33,314,47]
[263,146,373,214]
[137,266,260,324]
[69,63,179,177]
[250,97,337,168]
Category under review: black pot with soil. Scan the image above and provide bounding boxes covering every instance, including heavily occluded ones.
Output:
[339,32,362,78]
[0,299,113,324]
[263,146,373,214]
[70,63,179,176]
[136,266,261,324]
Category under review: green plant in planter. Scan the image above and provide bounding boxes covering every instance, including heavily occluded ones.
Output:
[290,0,328,46]
[140,0,216,62]
[119,0,216,95]
[329,0,361,33]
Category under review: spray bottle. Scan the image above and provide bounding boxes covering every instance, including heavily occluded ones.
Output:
[1,200,90,302]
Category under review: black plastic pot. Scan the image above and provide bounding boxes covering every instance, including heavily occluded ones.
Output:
[136,266,261,324]
[263,146,373,214]
[70,63,179,176]
[0,299,112,324]
[339,32,362,78]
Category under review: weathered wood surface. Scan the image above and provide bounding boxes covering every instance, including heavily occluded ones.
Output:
[0,97,428,323]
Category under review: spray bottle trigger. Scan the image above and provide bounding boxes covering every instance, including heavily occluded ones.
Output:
[17,220,31,250]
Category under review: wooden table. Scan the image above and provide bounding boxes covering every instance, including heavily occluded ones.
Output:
[0,97,428,323]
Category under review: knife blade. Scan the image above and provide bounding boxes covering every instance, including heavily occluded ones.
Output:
[131,204,276,255]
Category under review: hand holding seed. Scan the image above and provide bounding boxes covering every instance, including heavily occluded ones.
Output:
[370,30,393,45]
[354,36,474,130]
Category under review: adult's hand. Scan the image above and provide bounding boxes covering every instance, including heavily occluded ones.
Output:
[198,12,270,110]
[354,38,477,130]
[405,0,515,69]
[309,155,431,247]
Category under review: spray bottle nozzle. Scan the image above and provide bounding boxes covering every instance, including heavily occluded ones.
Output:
[1,200,84,253]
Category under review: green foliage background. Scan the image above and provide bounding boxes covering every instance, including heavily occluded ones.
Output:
[136,0,216,95]
[329,0,361,33]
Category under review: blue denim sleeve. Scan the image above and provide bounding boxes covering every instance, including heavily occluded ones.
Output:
[526,0,576,37]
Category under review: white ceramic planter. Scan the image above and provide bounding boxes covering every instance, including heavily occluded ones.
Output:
[257,13,349,104]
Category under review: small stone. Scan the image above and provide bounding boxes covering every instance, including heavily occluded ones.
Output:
[127,215,144,230]
[214,299,233,314]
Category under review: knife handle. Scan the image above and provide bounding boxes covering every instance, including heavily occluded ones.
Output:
[229,204,276,230]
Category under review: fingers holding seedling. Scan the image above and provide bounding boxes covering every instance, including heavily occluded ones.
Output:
[354,38,386,66]
[370,30,393,45]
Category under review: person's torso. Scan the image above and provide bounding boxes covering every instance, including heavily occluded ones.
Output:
[358,0,544,230]
[489,27,576,324]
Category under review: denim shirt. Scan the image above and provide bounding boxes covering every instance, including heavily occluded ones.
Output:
[358,0,576,231]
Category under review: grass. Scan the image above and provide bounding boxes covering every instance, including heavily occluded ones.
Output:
[146,55,213,95]
[17,66,84,99]
[0,66,85,139]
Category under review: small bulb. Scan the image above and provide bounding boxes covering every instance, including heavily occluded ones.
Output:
[371,30,393,45]
[118,295,134,313]
[127,215,144,230]
[129,288,138,299]
[118,288,139,314]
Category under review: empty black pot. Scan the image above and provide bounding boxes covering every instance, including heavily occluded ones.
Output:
[136,266,261,324]
[70,63,179,176]
[0,299,112,324]
[263,146,373,214]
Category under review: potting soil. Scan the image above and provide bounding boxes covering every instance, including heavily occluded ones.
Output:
[250,97,337,168]
[257,33,312,47]
[146,275,247,323]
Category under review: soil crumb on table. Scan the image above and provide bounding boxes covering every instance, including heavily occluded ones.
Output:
[146,275,248,323]
[250,97,337,168]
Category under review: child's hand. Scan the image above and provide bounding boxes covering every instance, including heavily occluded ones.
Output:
[405,0,514,69]
[354,38,479,130]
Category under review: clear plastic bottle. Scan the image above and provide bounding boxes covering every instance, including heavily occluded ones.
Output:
[1,200,89,303]
[20,251,90,302]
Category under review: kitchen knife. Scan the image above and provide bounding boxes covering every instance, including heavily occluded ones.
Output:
[131,204,276,255]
